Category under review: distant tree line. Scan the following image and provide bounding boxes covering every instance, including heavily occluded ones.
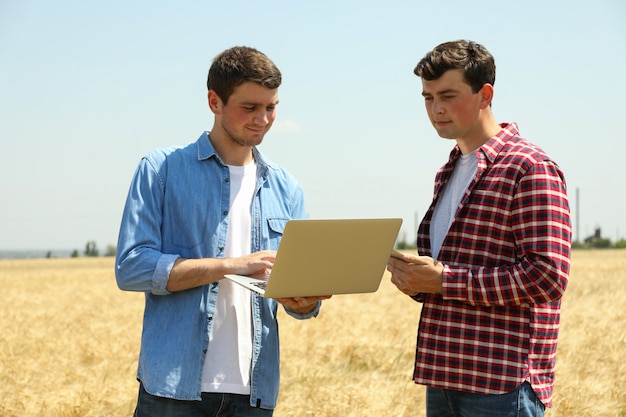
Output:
[572,238,626,249]
[43,230,625,260]
[573,227,626,249]
[397,227,626,251]
[45,242,117,258]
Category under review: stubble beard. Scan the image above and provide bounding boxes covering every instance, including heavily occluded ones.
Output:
[222,121,266,148]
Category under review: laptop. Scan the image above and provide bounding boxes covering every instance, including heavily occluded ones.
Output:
[224,218,402,298]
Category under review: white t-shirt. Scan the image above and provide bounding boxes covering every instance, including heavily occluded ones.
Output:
[201,161,257,395]
[430,152,478,259]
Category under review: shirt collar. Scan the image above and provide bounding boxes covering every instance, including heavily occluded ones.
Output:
[446,122,520,165]
[479,122,520,163]
[195,131,277,171]
[197,131,217,161]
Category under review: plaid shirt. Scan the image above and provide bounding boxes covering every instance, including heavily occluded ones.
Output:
[414,123,571,407]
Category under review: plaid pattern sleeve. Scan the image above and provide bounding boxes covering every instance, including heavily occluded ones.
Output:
[414,123,572,407]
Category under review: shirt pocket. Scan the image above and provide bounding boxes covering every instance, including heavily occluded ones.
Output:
[266,217,289,250]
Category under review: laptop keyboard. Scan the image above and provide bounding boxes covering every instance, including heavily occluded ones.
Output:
[252,281,268,290]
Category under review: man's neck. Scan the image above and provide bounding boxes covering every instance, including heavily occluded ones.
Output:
[208,131,254,166]
[456,113,501,154]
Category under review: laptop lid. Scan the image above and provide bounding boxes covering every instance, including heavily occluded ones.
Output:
[225,218,402,298]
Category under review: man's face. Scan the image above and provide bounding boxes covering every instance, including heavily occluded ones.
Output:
[214,81,279,148]
[421,69,484,141]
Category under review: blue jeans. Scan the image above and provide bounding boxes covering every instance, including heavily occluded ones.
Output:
[133,384,274,417]
[426,382,545,417]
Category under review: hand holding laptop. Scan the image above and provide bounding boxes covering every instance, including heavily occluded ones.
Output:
[390,249,427,263]
[388,249,444,295]
[274,294,333,314]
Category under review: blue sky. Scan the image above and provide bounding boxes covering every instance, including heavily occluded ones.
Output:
[1,0,625,251]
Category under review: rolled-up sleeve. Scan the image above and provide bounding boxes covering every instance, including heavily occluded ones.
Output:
[283,300,322,320]
[116,156,175,294]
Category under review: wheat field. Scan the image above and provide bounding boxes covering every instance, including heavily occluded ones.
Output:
[1,250,624,417]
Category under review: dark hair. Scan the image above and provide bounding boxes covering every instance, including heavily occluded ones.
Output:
[207,46,282,104]
[414,40,495,93]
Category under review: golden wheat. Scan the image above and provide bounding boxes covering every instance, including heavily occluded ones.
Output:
[0,250,624,417]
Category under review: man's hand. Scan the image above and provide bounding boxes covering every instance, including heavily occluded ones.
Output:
[224,250,277,275]
[167,250,277,292]
[274,295,332,314]
[387,252,444,296]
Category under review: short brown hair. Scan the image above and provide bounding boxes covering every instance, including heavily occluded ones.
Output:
[207,46,282,104]
[414,40,495,93]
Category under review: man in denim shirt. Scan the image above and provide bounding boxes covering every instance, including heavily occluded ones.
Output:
[115,46,330,417]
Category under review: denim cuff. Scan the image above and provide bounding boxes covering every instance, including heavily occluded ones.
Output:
[284,300,322,320]
[152,254,180,295]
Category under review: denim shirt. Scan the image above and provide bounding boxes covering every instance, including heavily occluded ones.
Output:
[115,131,320,409]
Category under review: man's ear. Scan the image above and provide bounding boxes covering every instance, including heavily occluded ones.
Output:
[479,83,494,109]
[208,90,222,114]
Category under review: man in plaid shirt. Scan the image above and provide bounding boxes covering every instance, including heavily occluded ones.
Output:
[387,40,571,417]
